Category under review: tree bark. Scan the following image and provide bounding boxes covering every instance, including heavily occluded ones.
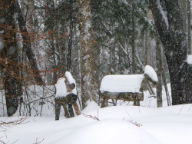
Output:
[131,3,136,73]
[150,0,192,104]
[67,5,73,71]
[145,31,152,65]
[14,1,44,85]
[161,54,171,106]
[187,0,191,54]
[156,39,162,107]
[77,0,96,108]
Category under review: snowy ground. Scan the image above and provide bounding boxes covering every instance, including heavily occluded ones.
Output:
[0,101,192,144]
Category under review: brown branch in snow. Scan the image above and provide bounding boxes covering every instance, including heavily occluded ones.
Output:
[0,117,27,127]
[82,113,100,121]
[127,120,142,127]
[33,138,44,144]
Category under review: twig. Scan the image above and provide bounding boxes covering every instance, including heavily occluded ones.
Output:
[127,120,142,127]
[33,138,44,144]
[82,113,100,121]
[0,117,27,127]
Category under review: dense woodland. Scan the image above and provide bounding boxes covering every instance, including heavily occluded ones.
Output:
[0,0,192,116]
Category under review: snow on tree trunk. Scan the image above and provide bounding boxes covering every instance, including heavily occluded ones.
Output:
[77,0,96,108]
[150,0,192,104]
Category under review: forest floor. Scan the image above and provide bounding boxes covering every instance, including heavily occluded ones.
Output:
[0,101,192,144]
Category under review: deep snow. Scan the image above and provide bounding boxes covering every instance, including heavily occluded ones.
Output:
[0,102,192,144]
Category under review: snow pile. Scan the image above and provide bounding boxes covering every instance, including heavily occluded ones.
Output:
[100,74,144,93]
[55,77,67,98]
[186,55,192,64]
[65,71,77,95]
[144,65,158,82]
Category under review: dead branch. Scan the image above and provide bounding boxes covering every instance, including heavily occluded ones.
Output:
[82,113,100,121]
[127,120,142,127]
[0,117,27,127]
[33,138,44,144]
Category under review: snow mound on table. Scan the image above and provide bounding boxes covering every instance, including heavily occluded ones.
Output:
[64,120,162,144]
[100,74,144,93]
[144,65,158,82]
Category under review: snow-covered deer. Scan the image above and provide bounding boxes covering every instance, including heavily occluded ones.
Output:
[55,71,80,120]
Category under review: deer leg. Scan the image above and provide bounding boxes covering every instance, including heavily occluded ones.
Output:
[55,102,61,120]
[73,102,81,115]
[105,98,108,107]
[101,98,105,107]
[112,99,117,106]
[63,104,70,118]
[68,104,74,117]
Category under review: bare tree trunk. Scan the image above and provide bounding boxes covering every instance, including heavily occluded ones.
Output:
[67,6,73,71]
[156,39,162,107]
[160,49,171,106]
[145,10,152,65]
[179,0,187,33]
[77,0,96,108]
[161,65,171,106]
[0,0,22,116]
[187,0,191,54]
[145,31,152,65]
[131,3,136,73]
[150,0,192,104]
[15,2,44,85]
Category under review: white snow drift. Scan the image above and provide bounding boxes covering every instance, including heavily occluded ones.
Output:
[0,102,192,144]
